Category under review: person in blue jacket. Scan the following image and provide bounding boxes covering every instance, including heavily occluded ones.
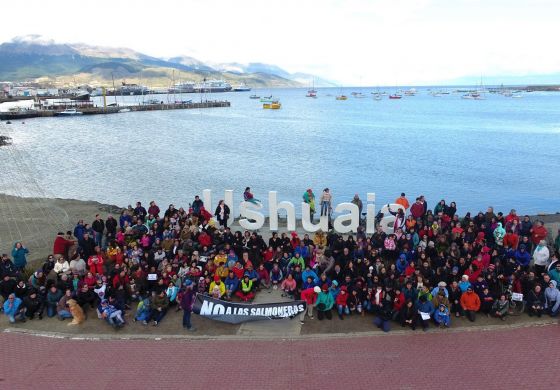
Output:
[224,271,240,299]
[514,244,531,269]
[433,304,451,327]
[396,254,409,275]
[430,281,449,298]
[416,294,434,331]
[11,242,29,271]
[302,265,319,285]
[3,293,26,323]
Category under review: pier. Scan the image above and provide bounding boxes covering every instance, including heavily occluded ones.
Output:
[0,100,230,121]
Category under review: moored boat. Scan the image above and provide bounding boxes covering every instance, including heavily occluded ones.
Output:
[335,95,348,100]
[388,94,402,99]
[54,108,83,116]
[263,101,281,109]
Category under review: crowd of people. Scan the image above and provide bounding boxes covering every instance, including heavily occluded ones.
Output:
[1,192,559,334]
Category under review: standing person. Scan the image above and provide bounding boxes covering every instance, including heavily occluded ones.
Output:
[302,189,316,221]
[530,221,548,246]
[148,201,160,219]
[320,188,332,217]
[315,284,334,320]
[243,187,260,205]
[395,193,410,210]
[105,215,117,245]
[410,198,425,220]
[179,280,196,331]
[11,242,29,271]
[533,241,550,276]
[214,200,231,229]
[53,232,75,260]
[134,202,147,220]
[92,214,105,248]
[191,196,204,216]
[351,194,363,216]
[300,286,320,324]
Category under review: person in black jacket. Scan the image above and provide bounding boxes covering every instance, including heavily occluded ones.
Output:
[105,215,118,244]
[399,299,417,330]
[92,214,105,248]
[76,284,97,310]
[23,290,43,319]
[0,275,17,305]
[526,284,545,317]
[214,200,230,229]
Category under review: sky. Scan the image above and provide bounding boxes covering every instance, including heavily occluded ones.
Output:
[1,0,559,85]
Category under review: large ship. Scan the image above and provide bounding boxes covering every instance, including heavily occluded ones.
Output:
[233,83,251,92]
[169,82,195,93]
[193,79,232,93]
[106,82,150,96]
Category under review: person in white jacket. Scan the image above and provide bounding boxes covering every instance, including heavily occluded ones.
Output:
[533,240,550,276]
[53,257,70,275]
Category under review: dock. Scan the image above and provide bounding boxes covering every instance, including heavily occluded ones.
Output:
[1,100,230,121]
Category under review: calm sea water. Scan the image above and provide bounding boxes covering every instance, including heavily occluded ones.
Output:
[1,87,559,216]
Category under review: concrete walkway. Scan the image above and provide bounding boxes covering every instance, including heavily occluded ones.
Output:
[237,288,303,337]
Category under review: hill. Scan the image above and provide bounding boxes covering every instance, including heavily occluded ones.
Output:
[0,35,316,88]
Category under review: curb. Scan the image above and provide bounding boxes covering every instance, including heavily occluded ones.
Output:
[3,318,557,342]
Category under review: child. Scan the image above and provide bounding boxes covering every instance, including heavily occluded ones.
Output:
[336,286,350,319]
[434,304,451,328]
[270,263,283,289]
[280,274,297,298]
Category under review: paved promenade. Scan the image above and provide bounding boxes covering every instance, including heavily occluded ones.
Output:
[1,324,556,389]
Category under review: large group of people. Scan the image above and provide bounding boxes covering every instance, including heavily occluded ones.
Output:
[1,191,559,334]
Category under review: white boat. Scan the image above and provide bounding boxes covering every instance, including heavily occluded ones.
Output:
[54,108,83,116]
[233,83,251,92]
[193,79,232,92]
[118,108,131,113]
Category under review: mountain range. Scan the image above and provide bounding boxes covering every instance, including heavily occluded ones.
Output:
[0,35,335,88]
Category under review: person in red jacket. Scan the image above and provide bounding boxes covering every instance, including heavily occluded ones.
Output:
[530,221,548,245]
[198,231,212,248]
[336,286,349,319]
[53,232,75,259]
[410,198,425,220]
[503,230,519,250]
[300,286,320,324]
[87,254,104,276]
[392,288,405,319]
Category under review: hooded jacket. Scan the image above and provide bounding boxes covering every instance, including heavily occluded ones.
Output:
[315,290,334,311]
[460,291,481,311]
[11,243,29,269]
[533,245,550,267]
[544,280,560,312]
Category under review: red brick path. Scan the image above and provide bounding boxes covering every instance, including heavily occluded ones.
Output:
[1,325,556,389]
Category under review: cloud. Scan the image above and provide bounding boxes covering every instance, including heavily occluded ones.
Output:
[0,0,558,85]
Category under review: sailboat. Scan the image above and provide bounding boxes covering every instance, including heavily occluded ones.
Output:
[306,78,317,98]
[336,86,347,100]
[389,82,402,99]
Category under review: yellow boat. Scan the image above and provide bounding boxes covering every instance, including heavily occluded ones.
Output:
[263,101,281,109]
[336,95,348,100]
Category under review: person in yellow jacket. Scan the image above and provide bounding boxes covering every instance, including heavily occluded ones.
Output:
[209,276,225,298]
[213,249,228,267]
[236,275,255,301]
